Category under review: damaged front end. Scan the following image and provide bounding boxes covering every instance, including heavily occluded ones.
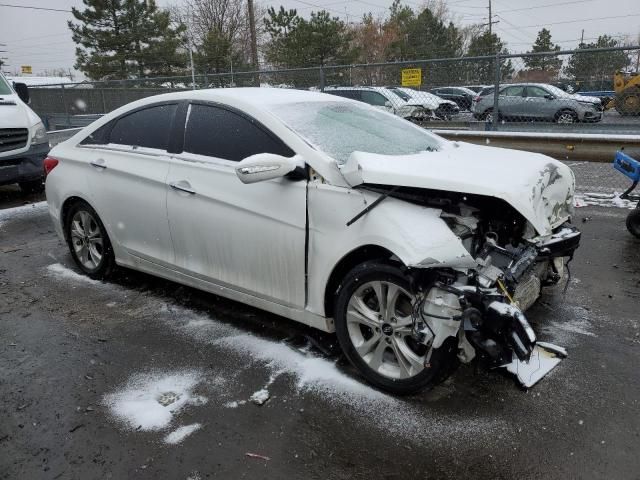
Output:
[399,190,580,388]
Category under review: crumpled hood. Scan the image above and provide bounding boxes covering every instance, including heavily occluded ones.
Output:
[572,94,601,104]
[340,142,575,236]
[0,93,40,129]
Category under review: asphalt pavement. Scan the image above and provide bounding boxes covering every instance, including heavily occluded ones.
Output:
[1,186,639,480]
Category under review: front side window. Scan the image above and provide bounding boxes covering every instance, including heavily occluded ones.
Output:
[271,101,441,165]
[108,103,177,150]
[183,104,293,161]
[361,91,388,106]
[527,86,551,98]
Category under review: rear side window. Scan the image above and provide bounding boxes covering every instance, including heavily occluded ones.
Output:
[328,90,360,100]
[108,104,177,150]
[183,104,294,161]
[360,91,387,106]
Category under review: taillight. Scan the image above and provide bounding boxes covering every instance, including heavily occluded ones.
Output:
[44,156,59,176]
[474,96,481,102]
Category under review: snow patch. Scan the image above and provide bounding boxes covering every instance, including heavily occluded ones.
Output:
[163,423,202,444]
[0,201,48,228]
[224,400,247,408]
[249,388,270,405]
[574,192,637,209]
[103,370,208,431]
[46,263,102,285]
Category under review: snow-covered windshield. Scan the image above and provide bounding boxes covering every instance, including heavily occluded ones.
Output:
[271,101,441,164]
[390,89,411,101]
[0,75,12,96]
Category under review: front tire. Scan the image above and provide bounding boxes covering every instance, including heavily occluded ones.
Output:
[64,201,115,279]
[334,261,457,395]
[555,109,578,124]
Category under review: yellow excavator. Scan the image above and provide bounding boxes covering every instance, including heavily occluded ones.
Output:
[612,71,640,115]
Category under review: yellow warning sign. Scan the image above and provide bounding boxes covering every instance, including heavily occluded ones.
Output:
[401,68,422,87]
[21,65,32,74]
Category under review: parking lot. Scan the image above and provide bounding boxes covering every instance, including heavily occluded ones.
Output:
[1,172,639,479]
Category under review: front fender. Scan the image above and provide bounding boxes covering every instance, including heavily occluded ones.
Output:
[307,183,474,316]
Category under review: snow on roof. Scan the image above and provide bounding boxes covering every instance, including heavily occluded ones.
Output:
[6,76,89,88]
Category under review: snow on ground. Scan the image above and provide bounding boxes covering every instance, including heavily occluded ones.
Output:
[574,192,637,209]
[0,201,48,229]
[103,370,209,431]
[163,423,203,445]
[46,263,103,286]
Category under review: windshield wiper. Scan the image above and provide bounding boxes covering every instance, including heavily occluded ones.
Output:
[346,186,401,227]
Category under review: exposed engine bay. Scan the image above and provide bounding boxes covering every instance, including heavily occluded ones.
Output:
[361,185,581,387]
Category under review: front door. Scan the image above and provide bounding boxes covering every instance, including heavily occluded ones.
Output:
[166,102,307,308]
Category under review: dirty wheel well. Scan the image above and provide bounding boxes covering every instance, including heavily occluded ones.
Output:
[324,245,395,317]
[61,196,89,239]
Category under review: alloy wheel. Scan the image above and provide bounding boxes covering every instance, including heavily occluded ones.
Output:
[70,210,104,270]
[345,280,427,380]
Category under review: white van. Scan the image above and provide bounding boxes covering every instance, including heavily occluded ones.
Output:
[0,72,49,192]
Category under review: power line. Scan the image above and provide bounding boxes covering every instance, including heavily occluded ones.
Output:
[500,12,640,30]
[0,3,71,13]
[495,0,598,15]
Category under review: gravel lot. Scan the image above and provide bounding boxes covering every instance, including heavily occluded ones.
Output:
[0,184,639,480]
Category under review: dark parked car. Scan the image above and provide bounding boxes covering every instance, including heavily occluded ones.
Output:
[429,87,476,110]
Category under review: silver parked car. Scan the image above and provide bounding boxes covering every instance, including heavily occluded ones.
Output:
[471,83,603,123]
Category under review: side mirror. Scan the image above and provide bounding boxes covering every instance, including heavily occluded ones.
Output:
[13,82,30,104]
[384,100,393,109]
[235,153,300,184]
[544,94,555,100]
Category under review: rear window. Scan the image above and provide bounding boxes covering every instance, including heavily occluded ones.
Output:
[109,104,177,150]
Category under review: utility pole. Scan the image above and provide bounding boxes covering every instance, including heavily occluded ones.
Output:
[482,1,498,35]
[247,2,258,65]
[489,0,492,36]
[187,6,196,89]
[580,29,584,45]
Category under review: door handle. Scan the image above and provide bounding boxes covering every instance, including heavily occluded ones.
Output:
[90,158,107,169]
[169,181,196,195]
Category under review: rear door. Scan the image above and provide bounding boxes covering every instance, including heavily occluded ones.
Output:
[81,102,180,265]
[500,85,526,118]
[165,102,307,307]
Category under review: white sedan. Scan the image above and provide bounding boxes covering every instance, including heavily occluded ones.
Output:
[46,88,580,394]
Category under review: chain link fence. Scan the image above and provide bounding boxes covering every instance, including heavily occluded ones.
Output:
[26,45,640,134]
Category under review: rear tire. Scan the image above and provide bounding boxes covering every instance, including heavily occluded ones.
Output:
[19,179,44,194]
[64,201,115,280]
[334,261,458,395]
[627,208,640,239]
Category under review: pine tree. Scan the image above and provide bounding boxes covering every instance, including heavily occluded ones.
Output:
[565,35,630,90]
[466,31,513,84]
[69,0,187,81]
[263,8,356,68]
[523,28,562,72]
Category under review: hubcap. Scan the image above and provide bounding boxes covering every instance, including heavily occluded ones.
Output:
[70,210,103,270]
[346,280,428,380]
[557,113,575,124]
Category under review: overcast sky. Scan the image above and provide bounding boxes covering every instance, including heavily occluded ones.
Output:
[1,0,639,78]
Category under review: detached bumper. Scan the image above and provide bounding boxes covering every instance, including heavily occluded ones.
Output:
[0,143,49,186]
